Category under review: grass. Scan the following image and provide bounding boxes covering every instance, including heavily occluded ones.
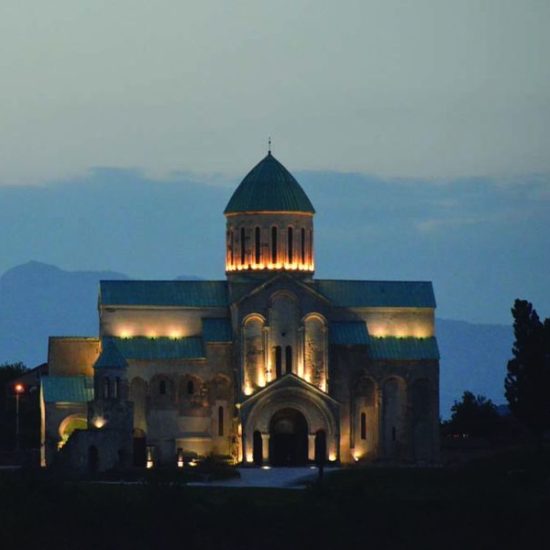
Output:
[1,449,549,550]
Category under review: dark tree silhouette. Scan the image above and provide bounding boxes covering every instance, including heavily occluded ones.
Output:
[446,391,500,438]
[505,299,550,450]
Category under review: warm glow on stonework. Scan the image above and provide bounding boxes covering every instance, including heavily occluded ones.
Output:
[226,261,314,272]
[368,323,432,338]
[93,416,106,429]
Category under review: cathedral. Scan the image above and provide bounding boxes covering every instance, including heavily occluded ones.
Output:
[40,151,440,470]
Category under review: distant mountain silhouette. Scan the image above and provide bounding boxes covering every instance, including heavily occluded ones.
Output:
[0,262,513,416]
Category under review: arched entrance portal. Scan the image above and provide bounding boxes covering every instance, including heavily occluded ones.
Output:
[269,408,308,466]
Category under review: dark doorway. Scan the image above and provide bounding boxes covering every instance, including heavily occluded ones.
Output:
[314,429,327,464]
[88,445,99,474]
[269,408,308,466]
[253,430,263,465]
[285,346,293,374]
[133,438,146,467]
[133,432,146,467]
[275,346,282,378]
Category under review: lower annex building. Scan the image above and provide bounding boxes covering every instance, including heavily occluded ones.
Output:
[40,151,440,470]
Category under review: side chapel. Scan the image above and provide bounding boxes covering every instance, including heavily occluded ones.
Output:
[40,150,440,470]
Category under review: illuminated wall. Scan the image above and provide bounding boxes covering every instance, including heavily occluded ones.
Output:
[48,337,100,376]
[99,307,227,339]
[358,308,435,338]
[225,212,314,274]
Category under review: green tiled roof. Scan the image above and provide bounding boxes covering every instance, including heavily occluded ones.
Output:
[313,280,436,308]
[105,336,205,360]
[100,281,228,307]
[42,376,94,403]
[369,337,440,360]
[202,318,232,342]
[330,322,370,345]
[224,153,315,214]
[94,340,128,370]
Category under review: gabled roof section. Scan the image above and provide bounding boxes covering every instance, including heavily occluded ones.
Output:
[202,318,232,342]
[231,272,331,307]
[330,322,370,345]
[94,340,128,370]
[100,281,228,307]
[104,336,205,360]
[241,373,339,407]
[41,376,93,403]
[312,280,436,308]
[224,153,315,214]
[369,337,440,360]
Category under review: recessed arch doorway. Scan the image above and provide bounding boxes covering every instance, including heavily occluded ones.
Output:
[269,408,308,466]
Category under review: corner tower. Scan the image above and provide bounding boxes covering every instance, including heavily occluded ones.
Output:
[224,152,315,279]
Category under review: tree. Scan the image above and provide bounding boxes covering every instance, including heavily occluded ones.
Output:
[505,299,550,450]
[446,391,500,438]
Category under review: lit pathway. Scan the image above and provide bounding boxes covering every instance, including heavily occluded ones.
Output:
[188,466,338,489]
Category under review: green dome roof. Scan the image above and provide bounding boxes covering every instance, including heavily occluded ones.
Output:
[224,153,315,214]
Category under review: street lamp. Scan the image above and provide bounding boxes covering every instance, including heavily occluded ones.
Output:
[14,383,25,452]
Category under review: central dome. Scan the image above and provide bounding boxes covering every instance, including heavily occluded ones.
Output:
[224,152,315,214]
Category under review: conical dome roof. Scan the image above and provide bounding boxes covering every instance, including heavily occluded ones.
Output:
[224,153,315,214]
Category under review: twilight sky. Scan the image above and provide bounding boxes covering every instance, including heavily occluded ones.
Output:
[0,0,549,324]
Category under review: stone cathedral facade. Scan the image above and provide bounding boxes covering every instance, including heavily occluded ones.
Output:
[40,151,440,470]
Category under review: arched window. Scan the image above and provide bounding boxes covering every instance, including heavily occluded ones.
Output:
[159,380,166,395]
[229,229,234,264]
[271,226,278,263]
[218,406,224,436]
[114,377,120,399]
[255,227,261,264]
[187,380,194,395]
[103,378,110,399]
[275,346,282,378]
[240,227,246,265]
[287,227,293,263]
[360,412,367,440]
[301,228,305,263]
[285,345,293,374]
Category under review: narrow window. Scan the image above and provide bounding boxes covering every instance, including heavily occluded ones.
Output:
[159,380,166,395]
[285,345,293,374]
[301,228,305,263]
[275,346,282,378]
[255,227,261,264]
[229,229,234,264]
[187,380,194,395]
[360,412,367,440]
[240,227,246,265]
[218,406,224,436]
[114,377,120,399]
[271,227,278,263]
[103,378,110,399]
[287,227,293,263]
[309,229,313,259]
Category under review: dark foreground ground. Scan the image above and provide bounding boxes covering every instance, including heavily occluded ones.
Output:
[1,450,549,550]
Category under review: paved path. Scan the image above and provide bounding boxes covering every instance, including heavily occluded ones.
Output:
[189,466,336,489]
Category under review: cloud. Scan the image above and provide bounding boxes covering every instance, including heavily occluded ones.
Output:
[1,167,549,324]
[0,1,549,184]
